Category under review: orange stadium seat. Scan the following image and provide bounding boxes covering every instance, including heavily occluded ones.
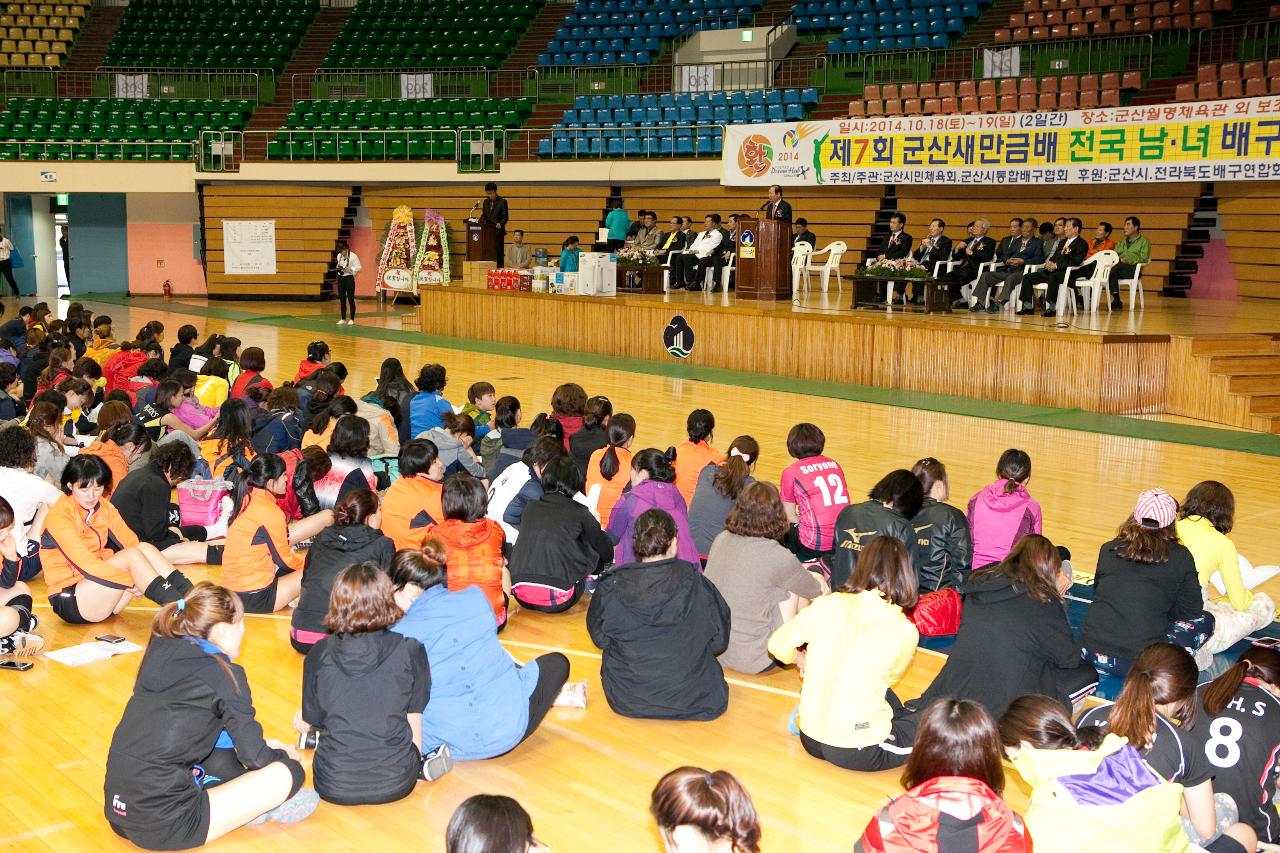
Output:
[923,97,941,113]
[900,83,918,100]
[1221,79,1243,99]
[1175,82,1196,101]
[957,80,976,98]
[938,81,956,98]
[1078,90,1099,108]
[939,96,957,113]
[1038,91,1057,110]
[863,84,880,100]
[1019,77,1037,94]
[1246,77,1267,97]
[959,95,978,113]
[919,82,937,99]
[1198,80,1217,100]
[882,84,900,100]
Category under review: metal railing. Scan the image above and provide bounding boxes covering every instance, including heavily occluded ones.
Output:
[842,33,1156,85]
[2,68,269,104]
[1196,21,1280,65]
[670,56,824,92]
[289,67,528,102]
[197,128,464,172]
[0,139,194,159]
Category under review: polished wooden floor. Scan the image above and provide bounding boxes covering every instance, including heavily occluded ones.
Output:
[9,294,1280,852]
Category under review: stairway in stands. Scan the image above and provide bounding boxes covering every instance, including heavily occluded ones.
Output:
[502,1,573,73]
[242,6,352,160]
[951,0,1023,49]
[322,186,362,298]
[57,6,124,97]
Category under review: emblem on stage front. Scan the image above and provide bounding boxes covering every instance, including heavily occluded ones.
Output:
[664,316,694,359]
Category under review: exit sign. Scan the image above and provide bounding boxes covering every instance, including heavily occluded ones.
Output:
[741,29,754,42]
[55,193,68,205]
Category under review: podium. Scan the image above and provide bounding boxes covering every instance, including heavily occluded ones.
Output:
[466,218,498,263]
[735,218,791,300]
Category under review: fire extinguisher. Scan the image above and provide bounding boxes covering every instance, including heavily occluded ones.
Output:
[162,279,172,300]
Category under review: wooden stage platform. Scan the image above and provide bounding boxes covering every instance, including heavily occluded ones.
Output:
[417,286,1280,427]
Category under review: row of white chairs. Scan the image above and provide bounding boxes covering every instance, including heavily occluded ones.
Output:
[658,240,850,295]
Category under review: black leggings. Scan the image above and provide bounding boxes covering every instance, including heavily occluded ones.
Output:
[799,689,917,771]
[515,652,571,748]
[337,274,356,319]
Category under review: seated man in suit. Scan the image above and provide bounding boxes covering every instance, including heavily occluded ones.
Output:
[633,210,663,251]
[1062,221,1117,296]
[658,215,687,255]
[910,218,952,302]
[1017,217,1087,318]
[670,214,725,292]
[877,211,912,261]
[792,218,817,250]
[970,217,1044,312]
[996,218,1023,264]
[941,218,997,306]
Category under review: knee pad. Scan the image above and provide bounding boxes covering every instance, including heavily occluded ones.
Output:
[282,757,306,799]
[144,570,192,604]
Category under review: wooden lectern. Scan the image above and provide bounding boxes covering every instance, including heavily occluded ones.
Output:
[466,218,498,263]
[734,218,791,300]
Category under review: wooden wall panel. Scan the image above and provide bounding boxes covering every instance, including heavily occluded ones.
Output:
[417,289,1167,415]
[1218,181,1280,300]
[202,184,351,298]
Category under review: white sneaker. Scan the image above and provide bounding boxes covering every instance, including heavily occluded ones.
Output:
[337,319,347,325]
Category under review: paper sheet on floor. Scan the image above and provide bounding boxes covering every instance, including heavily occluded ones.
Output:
[1209,555,1280,596]
[44,640,145,666]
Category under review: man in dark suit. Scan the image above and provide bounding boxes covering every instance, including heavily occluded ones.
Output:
[1017,217,1087,318]
[657,216,686,254]
[481,181,509,267]
[878,212,912,261]
[996,218,1023,264]
[941,218,997,305]
[909,219,952,303]
[970,217,1044,312]
[762,184,792,223]
[792,218,817,250]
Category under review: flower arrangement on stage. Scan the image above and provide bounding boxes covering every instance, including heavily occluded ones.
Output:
[863,257,930,279]
[615,246,660,266]
[376,205,417,293]
[413,208,449,286]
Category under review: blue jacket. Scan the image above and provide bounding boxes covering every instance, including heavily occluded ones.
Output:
[409,390,452,438]
[605,207,630,240]
[559,248,580,273]
[392,585,540,760]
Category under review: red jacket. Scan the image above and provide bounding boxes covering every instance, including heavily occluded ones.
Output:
[294,359,326,384]
[231,369,272,400]
[855,777,1031,853]
[103,349,148,396]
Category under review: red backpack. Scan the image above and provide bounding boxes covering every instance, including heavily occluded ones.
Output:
[856,776,1031,853]
[103,349,148,397]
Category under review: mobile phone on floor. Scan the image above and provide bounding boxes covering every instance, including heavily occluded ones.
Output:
[0,660,33,671]
[96,634,126,644]
[1254,637,1280,648]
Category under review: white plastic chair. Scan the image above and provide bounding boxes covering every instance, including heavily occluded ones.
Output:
[791,242,813,298]
[1002,263,1042,312]
[1032,264,1083,317]
[661,250,680,292]
[705,251,735,291]
[968,259,1004,307]
[1074,250,1119,312]
[804,241,846,293]
[1115,262,1145,310]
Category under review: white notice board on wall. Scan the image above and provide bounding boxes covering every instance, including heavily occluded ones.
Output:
[222,220,276,275]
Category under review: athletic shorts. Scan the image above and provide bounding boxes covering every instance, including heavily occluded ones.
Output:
[49,587,89,624]
[235,580,279,614]
[108,788,210,852]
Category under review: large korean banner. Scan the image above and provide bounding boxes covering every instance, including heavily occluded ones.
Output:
[721,96,1280,186]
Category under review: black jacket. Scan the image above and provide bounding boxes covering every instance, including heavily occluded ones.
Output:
[114,462,205,551]
[569,425,607,475]
[883,229,913,260]
[912,498,972,593]
[949,235,997,273]
[830,500,916,589]
[21,346,47,402]
[1080,538,1203,660]
[587,557,731,721]
[510,492,613,590]
[482,196,509,232]
[488,426,537,480]
[914,570,1087,717]
[302,630,429,804]
[914,234,953,267]
[1043,235,1089,279]
[0,390,18,421]
[292,524,397,643]
[104,637,299,835]
[763,198,793,222]
[169,342,194,372]
[252,407,304,455]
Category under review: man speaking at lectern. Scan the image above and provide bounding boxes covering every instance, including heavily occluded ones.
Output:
[481,181,509,266]
[761,184,792,223]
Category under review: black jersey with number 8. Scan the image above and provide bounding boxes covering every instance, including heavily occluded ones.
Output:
[1189,680,1280,843]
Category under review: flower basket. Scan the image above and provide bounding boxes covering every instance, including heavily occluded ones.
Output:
[862,258,931,279]
[616,247,660,267]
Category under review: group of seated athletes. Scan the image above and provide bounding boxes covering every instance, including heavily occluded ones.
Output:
[2,302,1279,851]
[872,210,1153,316]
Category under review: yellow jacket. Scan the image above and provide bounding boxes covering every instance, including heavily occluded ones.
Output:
[767,590,917,748]
[194,375,229,410]
[1176,514,1249,610]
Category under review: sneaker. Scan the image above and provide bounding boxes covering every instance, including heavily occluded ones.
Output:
[421,744,454,782]
[0,631,45,657]
[247,787,320,825]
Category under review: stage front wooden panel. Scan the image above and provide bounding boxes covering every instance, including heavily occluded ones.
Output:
[418,289,1169,415]
[203,184,352,299]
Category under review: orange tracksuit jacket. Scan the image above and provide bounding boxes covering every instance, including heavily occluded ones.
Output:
[222,488,304,592]
[380,476,445,551]
[80,440,130,493]
[586,445,632,528]
[41,494,140,594]
[673,439,725,507]
[426,517,506,621]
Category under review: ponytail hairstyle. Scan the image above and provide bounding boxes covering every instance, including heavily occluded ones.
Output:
[713,435,758,500]
[54,376,92,404]
[493,395,521,430]
[305,370,341,411]
[582,395,612,430]
[996,448,1032,493]
[599,413,637,481]
[530,411,564,445]
[152,582,244,686]
[218,337,241,364]
[686,408,715,443]
[333,488,380,528]
[309,394,357,437]
[441,411,476,440]
[142,320,165,342]
[633,508,677,560]
[229,453,286,520]
[209,398,254,459]
[523,435,567,471]
[902,698,1005,795]
[1108,642,1199,748]
[650,767,762,853]
[39,346,73,386]
[305,340,331,364]
[94,400,134,435]
[912,457,947,499]
[1204,645,1280,717]
[550,382,587,417]
[194,332,223,358]
[25,326,47,351]
[101,421,153,455]
[633,447,677,483]
[999,694,1084,752]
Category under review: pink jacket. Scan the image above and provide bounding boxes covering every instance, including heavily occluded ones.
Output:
[967,481,1042,569]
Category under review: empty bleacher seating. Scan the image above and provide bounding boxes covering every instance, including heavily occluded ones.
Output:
[323,0,541,69]
[540,0,764,67]
[1175,62,1280,101]
[0,96,251,160]
[103,0,316,72]
[0,0,86,68]
[539,88,819,157]
[267,97,534,160]
[849,73,1141,116]
[815,0,993,55]
[992,0,1230,42]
